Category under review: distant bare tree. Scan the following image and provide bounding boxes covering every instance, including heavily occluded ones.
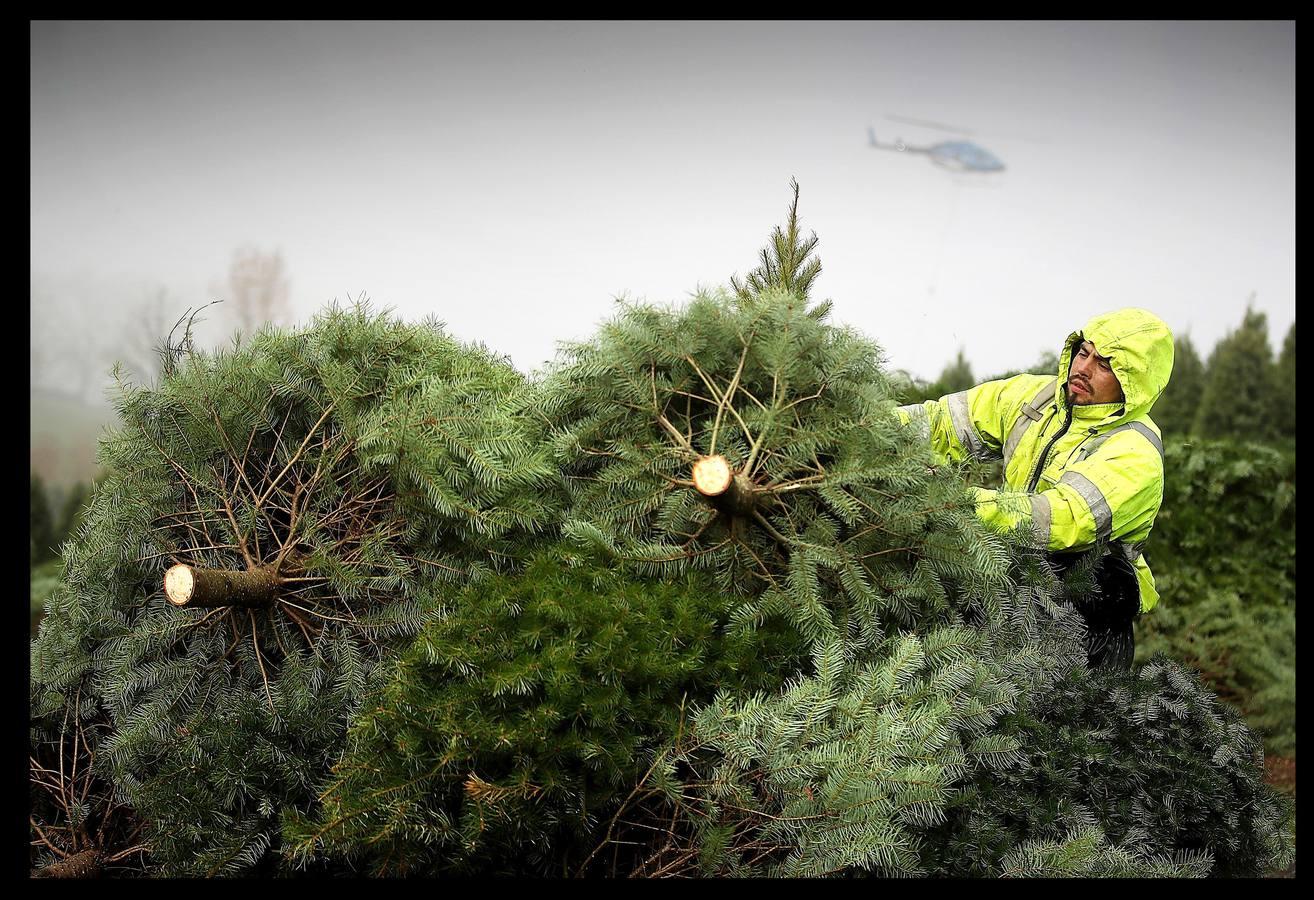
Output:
[116,284,183,383]
[31,278,112,402]
[225,246,292,333]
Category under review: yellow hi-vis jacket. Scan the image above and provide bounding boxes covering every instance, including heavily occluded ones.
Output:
[897,308,1175,613]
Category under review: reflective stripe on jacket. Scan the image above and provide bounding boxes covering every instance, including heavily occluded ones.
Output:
[897,308,1174,613]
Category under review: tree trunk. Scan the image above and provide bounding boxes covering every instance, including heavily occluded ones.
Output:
[32,848,102,878]
[692,455,759,518]
[164,563,280,609]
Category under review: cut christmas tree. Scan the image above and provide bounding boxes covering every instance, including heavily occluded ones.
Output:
[287,184,1292,877]
[30,304,558,876]
[32,185,1294,878]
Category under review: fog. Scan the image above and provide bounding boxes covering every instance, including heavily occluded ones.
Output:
[32,20,1294,405]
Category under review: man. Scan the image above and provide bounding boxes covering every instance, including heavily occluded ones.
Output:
[898,308,1175,669]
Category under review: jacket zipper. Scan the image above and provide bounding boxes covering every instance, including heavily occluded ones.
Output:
[1066,427,1101,467]
[1027,404,1074,492]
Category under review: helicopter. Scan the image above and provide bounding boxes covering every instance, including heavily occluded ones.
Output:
[868,114,1006,173]
[866,114,1018,296]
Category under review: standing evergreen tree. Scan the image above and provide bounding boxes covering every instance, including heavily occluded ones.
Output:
[1193,305,1275,441]
[935,347,976,395]
[1136,438,1295,756]
[899,347,976,405]
[30,304,559,876]
[31,473,57,566]
[1150,334,1205,439]
[1271,321,1294,442]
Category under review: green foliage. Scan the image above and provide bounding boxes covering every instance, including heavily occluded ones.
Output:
[1272,321,1294,441]
[1137,438,1295,756]
[934,348,976,395]
[31,473,56,566]
[650,571,1291,878]
[30,558,62,633]
[980,349,1059,386]
[287,551,806,875]
[929,656,1293,877]
[1193,306,1277,441]
[32,184,1294,879]
[29,475,95,572]
[729,178,822,303]
[896,347,977,405]
[540,282,1017,660]
[534,209,1141,877]
[1151,334,1205,439]
[57,480,95,548]
[297,202,1101,878]
[1022,350,1059,381]
[29,681,152,876]
[996,827,1211,878]
[30,303,560,876]
[665,591,1085,877]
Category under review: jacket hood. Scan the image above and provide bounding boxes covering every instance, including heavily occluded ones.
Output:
[1056,308,1174,424]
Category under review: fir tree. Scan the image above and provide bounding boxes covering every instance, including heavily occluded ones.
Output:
[935,348,976,395]
[1150,334,1205,439]
[1136,438,1295,756]
[533,187,1290,877]
[32,185,1295,879]
[993,826,1213,878]
[897,348,976,405]
[729,177,822,303]
[1271,321,1294,442]
[30,559,61,633]
[980,349,1058,384]
[29,685,150,877]
[647,583,1085,877]
[296,184,1089,877]
[528,188,1111,876]
[286,549,807,875]
[927,657,1294,877]
[538,183,1007,651]
[31,473,56,566]
[1193,305,1275,441]
[30,303,559,875]
[57,480,94,549]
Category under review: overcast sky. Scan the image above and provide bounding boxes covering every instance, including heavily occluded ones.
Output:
[31,20,1294,387]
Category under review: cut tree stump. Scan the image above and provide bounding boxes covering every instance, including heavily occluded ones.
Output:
[164,563,281,609]
[692,455,759,518]
[32,848,102,878]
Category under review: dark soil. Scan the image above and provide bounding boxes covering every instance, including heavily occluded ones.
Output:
[1264,755,1295,878]
[1266,755,1296,795]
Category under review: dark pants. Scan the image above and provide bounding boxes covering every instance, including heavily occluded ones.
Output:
[1048,548,1141,671]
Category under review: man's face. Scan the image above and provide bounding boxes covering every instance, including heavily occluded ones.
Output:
[1067,340,1125,406]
